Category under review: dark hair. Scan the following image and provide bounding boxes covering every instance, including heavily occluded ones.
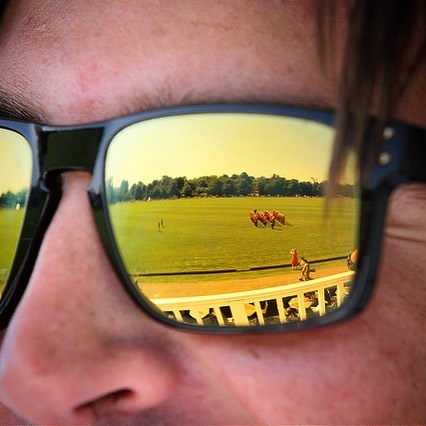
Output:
[0,1,6,18]
[318,0,426,186]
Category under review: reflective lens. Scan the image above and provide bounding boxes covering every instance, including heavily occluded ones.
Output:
[0,129,32,299]
[105,113,359,328]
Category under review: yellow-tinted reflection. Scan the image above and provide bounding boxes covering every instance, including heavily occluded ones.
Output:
[107,114,335,184]
[0,129,32,296]
[105,113,359,327]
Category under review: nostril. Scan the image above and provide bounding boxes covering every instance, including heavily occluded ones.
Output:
[75,389,134,421]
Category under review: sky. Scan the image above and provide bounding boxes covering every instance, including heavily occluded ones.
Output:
[105,113,348,186]
[1,113,356,197]
[0,129,32,194]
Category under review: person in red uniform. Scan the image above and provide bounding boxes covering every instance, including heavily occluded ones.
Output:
[290,248,299,269]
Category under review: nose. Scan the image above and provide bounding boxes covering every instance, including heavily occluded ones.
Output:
[0,172,181,424]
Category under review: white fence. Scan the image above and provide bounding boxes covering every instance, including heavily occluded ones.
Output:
[152,271,355,326]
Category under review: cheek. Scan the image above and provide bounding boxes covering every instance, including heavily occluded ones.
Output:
[189,330,363,421]
[377,183,426,312]
[385,182,426,244]
[0,402,27,425]
[189,286,425,423]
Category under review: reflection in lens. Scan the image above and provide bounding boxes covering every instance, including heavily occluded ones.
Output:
[0,129,32,300]
[105,113,359,328]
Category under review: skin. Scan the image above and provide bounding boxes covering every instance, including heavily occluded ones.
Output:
[0,0,425,424]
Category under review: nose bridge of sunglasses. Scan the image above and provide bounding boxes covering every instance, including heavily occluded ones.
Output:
[40,127,103,177]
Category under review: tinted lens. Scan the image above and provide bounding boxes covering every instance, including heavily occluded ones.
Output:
[105,113,359,328]
[0,129,32,299]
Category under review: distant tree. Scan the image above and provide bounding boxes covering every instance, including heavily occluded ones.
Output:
[106,177,117,204]
[134,181,145,200]
[237,172,254,196]
[181,181,194,197]
[118,180,130,201]
[209,177,223,196]
[255,177,268,196]
[299,181,313,196]
[103,172,354,202]
[194,177,209,195]
[223,178,237,196]
[286,179,300,196]
[174,177,186,193]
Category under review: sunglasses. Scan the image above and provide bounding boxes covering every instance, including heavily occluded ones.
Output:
[0,104,425,332]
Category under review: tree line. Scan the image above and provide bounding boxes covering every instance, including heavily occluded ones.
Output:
[0,189,28,209]
[106,172,356,203]
[0,173,356,209]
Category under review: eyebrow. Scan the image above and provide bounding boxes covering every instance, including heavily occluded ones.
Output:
[0,86,45,123]
[0,80,333,126]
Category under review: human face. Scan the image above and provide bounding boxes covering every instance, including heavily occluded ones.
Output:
[0,1,425,424]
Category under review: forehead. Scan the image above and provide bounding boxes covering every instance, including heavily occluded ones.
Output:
[0,0,340,125]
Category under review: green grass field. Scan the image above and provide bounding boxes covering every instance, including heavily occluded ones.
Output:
[0,208,25,291]
[0,196,359,297]
[109,196,359,281]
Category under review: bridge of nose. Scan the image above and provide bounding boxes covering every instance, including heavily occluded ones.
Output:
[40,127,103,175]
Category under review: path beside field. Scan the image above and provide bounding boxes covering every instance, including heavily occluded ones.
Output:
[141,264,348,298]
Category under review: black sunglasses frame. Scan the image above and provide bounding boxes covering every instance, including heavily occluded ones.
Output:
[0,104,425,333]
